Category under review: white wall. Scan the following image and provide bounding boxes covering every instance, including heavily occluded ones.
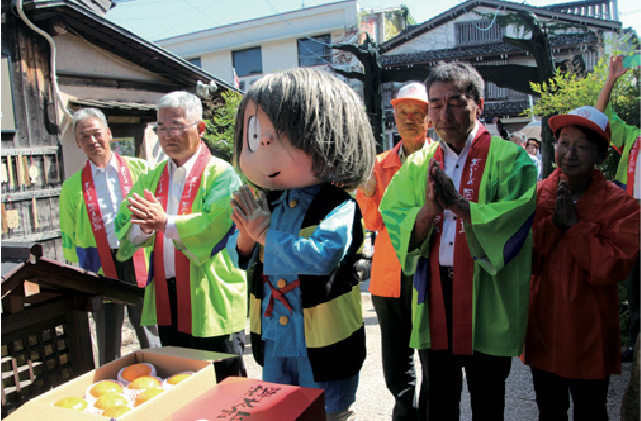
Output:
[201,50,232,83]
[263,39,299,74]
[61,86,165,103]
[55,33,176,178]
[54,34,167,82]
[157,0,359,87]
[158,0,357,55]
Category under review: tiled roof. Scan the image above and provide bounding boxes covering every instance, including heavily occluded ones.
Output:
[1,243,143,305]
[67,96,157,111]
[382,33,599,66]
[22,0,237,93]
[381,0,620,53]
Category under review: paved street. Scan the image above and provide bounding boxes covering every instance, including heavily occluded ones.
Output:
[242,291,633,420]
[116,287,634,420]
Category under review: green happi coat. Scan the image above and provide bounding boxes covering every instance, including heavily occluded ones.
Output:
[115,156,247,337]
[380,137,537,356]
[605,104,640,192]
[60,156,150,273]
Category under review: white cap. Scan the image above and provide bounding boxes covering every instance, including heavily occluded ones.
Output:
[548,106,610,146]
[391,82,428,106]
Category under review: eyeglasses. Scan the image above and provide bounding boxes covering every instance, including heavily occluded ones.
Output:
[153,121,198,135]
[553,141,596,155]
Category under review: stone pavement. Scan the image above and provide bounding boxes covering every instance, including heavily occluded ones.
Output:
[115,291,634,421]
[241,291,634,421]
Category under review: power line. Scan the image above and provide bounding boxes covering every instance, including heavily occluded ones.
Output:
[463,6,500,32]
[147,0,226,40]
[110,0,357,72]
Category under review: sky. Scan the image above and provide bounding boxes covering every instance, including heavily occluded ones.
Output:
[107,0,641,43]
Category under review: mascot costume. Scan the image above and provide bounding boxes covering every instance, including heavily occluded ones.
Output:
[226,67,376,420]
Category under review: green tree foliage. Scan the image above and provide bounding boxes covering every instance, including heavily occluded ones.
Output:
[526,41,640,180]
[385,19,401,41]
[384,6,414,41]
[359,6,414,43]
[203,90,243,163]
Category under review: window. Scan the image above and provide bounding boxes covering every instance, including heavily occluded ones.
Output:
[187,57,201,68]
[298,34,331,67]
[110,137,136,158]
[485,82,509,101]
[455,20,505,46]
[233,47,262,77]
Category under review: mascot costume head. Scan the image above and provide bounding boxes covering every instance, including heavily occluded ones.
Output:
[233,67,376,192]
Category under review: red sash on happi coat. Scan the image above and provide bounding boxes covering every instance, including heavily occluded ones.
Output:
[153,143,211,334]
[428,128,491,355]
[115,154,148,287]
[626,137,640,197]
[82,154,146,285]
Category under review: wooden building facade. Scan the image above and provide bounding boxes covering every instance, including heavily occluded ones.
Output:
[1,0,236,260]
[379,0,625,146]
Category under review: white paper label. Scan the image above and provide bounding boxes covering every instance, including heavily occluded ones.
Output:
[6,209,19,229]
[29,164,39,183]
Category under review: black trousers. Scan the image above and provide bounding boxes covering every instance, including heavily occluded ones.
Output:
[531,368,610,421]
[157,277,247,382]
[92,252,160,366]
[418,266,512,421]
[372,274,428,421]
[419,349,512,421]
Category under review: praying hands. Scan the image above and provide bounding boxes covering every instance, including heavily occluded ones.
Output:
[128,189,168,234]
[231,185,272,247]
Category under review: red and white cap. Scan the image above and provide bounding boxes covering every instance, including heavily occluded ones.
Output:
[391,82,429,106]
[548,106,610,147]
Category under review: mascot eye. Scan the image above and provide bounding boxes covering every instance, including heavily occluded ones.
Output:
[247,116,260,152]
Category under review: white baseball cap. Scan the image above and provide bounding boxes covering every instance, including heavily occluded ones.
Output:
[548,106,610,147]
[391,82,429,106]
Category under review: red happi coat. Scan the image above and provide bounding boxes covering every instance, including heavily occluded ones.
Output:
[524,168,640,379]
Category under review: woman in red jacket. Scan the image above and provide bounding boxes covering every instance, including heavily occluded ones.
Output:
[523,106,640,420]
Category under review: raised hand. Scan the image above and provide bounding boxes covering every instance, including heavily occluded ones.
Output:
[596,54,631,112]
[608,54,628,82]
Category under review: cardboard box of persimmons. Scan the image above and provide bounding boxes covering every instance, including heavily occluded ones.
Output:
[5,346,237,420]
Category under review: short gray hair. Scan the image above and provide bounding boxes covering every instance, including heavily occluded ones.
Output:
[157,91,202,121]
[233,67,376,190]
[425,62,484,105]
[73,108,108,133]
[511,131,527,144]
